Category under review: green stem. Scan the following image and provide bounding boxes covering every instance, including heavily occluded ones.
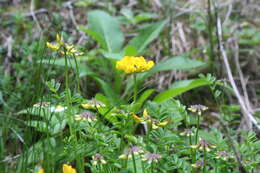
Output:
[195,115,200,144]
[151,161,154,173]
[72,54,81,94]
[189,135,195,163]
[203,148,207,173]
[141,160,145,173]
[133,74,137,103]
[132,153,137,173]
[214,159,218,173]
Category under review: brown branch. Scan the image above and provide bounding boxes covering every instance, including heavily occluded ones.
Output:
[214,2,260,130]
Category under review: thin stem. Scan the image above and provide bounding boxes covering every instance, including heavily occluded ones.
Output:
[72,54,81,94]
[214,159,218,173]
[141,160,145,173]
[151,161,154,173]
[203,148,207,173]
[132,153,137,173]
[195,115,200,144]
[189,135,195,163]
[133,74,137,103]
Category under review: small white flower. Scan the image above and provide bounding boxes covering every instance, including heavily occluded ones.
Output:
[50,105,67,112]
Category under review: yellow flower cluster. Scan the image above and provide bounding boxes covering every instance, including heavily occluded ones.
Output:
[46,34,83,56]
[116,56,154,74]
[38,164,76,173]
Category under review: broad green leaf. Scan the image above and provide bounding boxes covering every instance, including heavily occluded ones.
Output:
[101,50,123,60]
[25,120,66,135]
[142,56,206,79]
[126,20,167,55]
[153,78,212,102]
[131,89,155,112]
[86,10,124,53]
[93,77,122,105]
[134,12,158,23]
[152,56,206,72]
[124,57,206,99]
[123,45,138,56]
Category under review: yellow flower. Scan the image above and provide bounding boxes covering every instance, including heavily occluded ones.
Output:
[132,114,143,122]
[56,34,64,45]
[81,100,105,109]
[46,34,83,56]
[63,164,77,173]
[46,42,60,51]
[132,108,170,129]
[157,120,170,127]
[116,56,154,74]
[38,168,44,173]
[61,45,83,56]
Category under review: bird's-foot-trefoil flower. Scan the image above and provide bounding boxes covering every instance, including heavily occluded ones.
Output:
[116,56,154,74]
[92,153,107,166]
[188,104,208,115]
[142,152,162,164]
[81,100,105,110]
[46,34,83,56]
[215,150,233,161]
[191,160,205,168]
[132,108,170,129]
[74,111,97,122]
[190,139,216,152]
[180,129,194,137]
[63,164,77,173]
[119,146,143,159]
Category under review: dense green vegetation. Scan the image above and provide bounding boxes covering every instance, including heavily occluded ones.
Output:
[0,0,259,172]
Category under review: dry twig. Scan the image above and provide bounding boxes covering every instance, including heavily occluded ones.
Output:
[215,2,260,130]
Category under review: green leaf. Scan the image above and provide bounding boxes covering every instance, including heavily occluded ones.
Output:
[123,45,138,56]
[153,78,212,102]
[93,77,122,105]
[86,10,124,53]
[131,89,155,112]
[143,56,206,79]
[153,56,206,71]
[25,120,66,135]
[124,57,206,99]
[126,20,167,55]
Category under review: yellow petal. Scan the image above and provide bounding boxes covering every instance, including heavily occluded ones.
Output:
[119,154,127,159]
[190,145,198,149]
[74,115,82,121]
[157,120,170,127]
[63,164,77,173]
[132,114,143,123]
[101,159,107,164]
[92,161,97,166]
[56,34,64,45]
[152,123,159,129]
[143,108,149,117]
[81,103,94,109]
[46,42,59,51]
[38,168,44,173]
[191,163,197,168]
